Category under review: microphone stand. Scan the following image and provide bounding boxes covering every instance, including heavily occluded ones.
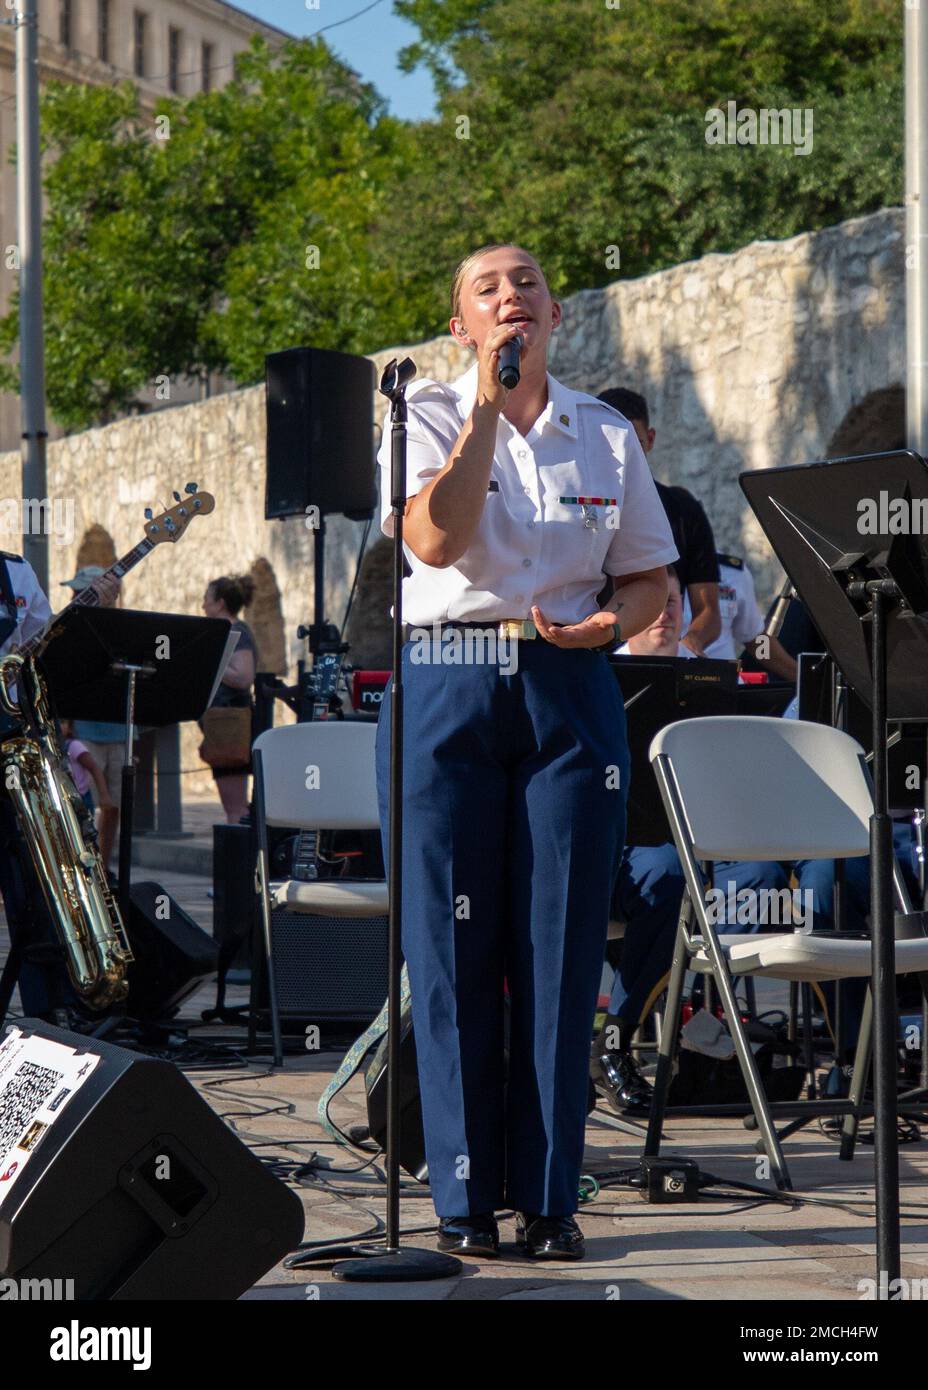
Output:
[332,358,462,1282]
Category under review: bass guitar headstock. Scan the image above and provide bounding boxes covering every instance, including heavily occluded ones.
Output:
[144,483,215,545]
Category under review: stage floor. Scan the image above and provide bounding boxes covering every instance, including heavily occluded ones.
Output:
[2,823,927,1302]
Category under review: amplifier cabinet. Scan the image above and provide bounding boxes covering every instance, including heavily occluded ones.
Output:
[268,904,388,1022]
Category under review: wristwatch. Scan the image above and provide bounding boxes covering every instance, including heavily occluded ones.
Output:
[594,622,620,652]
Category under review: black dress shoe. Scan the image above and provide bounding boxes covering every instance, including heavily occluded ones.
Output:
[437,1213,499,1257]
[590,1047,653,1114]
[515,1213,585,1260]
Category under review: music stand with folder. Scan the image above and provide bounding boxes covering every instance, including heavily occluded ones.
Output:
[741,448,928,1287]
[36,607,233,930]
[609,656,739,845]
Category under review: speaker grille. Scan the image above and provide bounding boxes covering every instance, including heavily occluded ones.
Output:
[270,907,388,1020]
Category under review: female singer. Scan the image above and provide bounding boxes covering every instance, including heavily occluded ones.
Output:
[375,244,678,1259]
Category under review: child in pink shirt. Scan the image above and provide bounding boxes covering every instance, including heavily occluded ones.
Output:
[61,721,116,818]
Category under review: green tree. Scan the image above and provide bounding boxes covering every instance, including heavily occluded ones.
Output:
[383,0,903,329]
[0,38,411,431]
[0,5,908,430]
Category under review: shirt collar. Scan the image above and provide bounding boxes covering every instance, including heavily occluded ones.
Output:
[450,362,579,440]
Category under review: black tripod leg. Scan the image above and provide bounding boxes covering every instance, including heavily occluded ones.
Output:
[918,971,928,1092]
[801,983,818,1099]
[645,899,690,1158]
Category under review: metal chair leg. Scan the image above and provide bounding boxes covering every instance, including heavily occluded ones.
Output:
[711,955,793,1190]
[840,986,874,1160]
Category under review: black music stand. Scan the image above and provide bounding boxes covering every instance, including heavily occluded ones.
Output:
[37,608,232,927]
[741,449,928,1288]
[610,655,738,844]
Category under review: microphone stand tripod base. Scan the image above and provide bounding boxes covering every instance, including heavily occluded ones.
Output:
[332,1247,462,1281]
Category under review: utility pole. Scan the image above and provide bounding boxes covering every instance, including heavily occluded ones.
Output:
[14,0,48,590]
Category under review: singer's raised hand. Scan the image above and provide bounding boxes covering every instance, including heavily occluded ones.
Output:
[475,321,524,412]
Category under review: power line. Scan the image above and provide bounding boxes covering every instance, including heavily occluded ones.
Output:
[306,0,388,37]
[3,0,392,106]
[41,0,390,92]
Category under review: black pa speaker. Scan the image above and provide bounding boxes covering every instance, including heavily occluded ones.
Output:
[125,881,219,1022]
[265,345,376,521]
[0,1019,304,1299]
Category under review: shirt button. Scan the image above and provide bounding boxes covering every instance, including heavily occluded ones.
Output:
[521,558,532,568]
[517,449,527,460]
[523,486,531,495]
[514,594,524,603]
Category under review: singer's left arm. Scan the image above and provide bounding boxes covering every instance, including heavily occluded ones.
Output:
[602,566,670,641]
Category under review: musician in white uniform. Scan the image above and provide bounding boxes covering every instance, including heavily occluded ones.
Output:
[0,550,51,656]
[615,566,695,659]
[683,552,797,680]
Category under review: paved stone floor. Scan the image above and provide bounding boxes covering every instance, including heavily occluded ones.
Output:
[2,794,927,1303]
[227,1051,928,1302]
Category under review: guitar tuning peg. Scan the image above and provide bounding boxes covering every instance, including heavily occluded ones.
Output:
[172,491,181,502]
[144,508,153,521]
[185,482,197,494]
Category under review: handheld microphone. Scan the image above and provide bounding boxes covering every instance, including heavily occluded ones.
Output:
[498,334,523,389]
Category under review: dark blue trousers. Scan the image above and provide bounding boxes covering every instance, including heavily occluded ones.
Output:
[607,851,786,1024]
[794,823,920,1051]
[608,843,684,1024]
[0,796,70,1016]
[376,639,628,1218]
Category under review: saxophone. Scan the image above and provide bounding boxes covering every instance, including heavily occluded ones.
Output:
[0,651,133,1010]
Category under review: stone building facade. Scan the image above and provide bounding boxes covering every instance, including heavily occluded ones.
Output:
[0,205,907,795]
[0,0,289,452]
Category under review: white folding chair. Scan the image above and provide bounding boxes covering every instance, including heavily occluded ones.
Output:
[645,716,928,1189]
[251,722,385,1063]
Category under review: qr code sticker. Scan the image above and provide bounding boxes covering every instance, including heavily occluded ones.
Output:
[0,1060,64,1158]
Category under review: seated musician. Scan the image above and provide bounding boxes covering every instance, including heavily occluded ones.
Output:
[596,585,921,1097]
[683,551,797,682]
[593,566,788,1114]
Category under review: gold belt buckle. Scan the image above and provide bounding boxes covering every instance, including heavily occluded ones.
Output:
[497,619,537,641]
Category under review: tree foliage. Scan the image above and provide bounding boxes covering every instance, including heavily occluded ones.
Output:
[0,3,906,431]
[386,0,903,321]
[0,40,412,428]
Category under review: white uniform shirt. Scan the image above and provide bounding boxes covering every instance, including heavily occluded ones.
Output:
[615,641,695,659]
[377,362,678,626]
[682,556,763,660]
[0,553,52,658]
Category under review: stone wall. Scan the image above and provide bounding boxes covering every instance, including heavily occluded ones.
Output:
[0,206,907,800]
[545,206,905,593]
